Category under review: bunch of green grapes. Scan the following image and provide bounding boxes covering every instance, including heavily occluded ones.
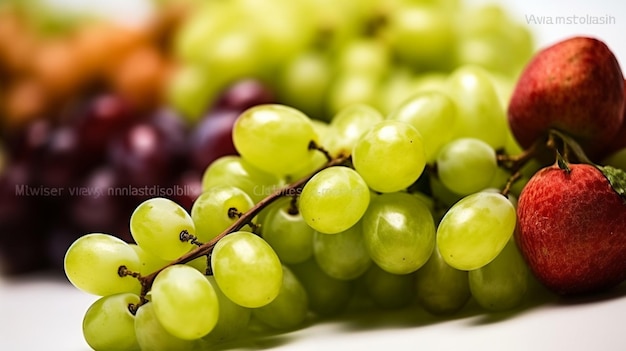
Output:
[65,66,537,348]
[61,0,540,349]
[168,0,533,122]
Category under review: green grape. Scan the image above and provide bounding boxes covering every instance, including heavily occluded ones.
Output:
[412,72,449,94]
[330,103,383,157]
[362,264,416,310]
[232,104,319,176]
[313,224,371,280]
[352,120,426,193]
[335,38,390,78]
[166,65,218,122]
[436,191,516,270]
[377,68,419,115]
[456,5,533,76]
[289,259,354,317]
[64,233,141,296]
[445,65,508,149]
[151,265,219,340]
[436,137,498,195]
[487,167,515,192]
[260,197,314,264]
[82,293,140,351]
[201,276,251,347]
[252,265,309,330]
[130,197,196,261]
[193,25,265,83]
[361,192,436,274]
[299,166,370,234]
[134,302,201,351]
[388,90,457,162]
[236,0,316,67]
[488,72,516,109]
[173,1,235,64]
[130,244,170,276]
[460,4,509,37]
[277,50,333,121]
[327,72,382,116]
[429,172,463,210]
[302,0,363,53]
[211,231,283,308]
[201,155,282,204]
[456,37,509,77]
[310,119,340,159]
[191,185,254,243]
[387,4,456,70]
[287,143,331,181]
[469,239,529,311]
[415,247,470,315]
[186,255,210,274]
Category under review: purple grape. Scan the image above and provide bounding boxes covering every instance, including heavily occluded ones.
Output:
[4,119,51,161]
[69,167,123,234]
[148,107,189,169]
[188,109,239,174]
[108,122,174,189]
[0,161,31,226]
[74,94,138,159]
[214,79,276,112]
[34,126,85,189]
[168,170,203,212]
[0,162,47,275]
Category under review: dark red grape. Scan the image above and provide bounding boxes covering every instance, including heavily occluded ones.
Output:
[34,125,85,189]
[168,170,203,211]
[0,162,47,275]
[149,107,188,168]
[69,167,123,234]
[188,109,239,174]
[108,122,173,189]
[74,94,138,158]
[3,118,51,161]
[214,79,276,112]
[0,161,31,225]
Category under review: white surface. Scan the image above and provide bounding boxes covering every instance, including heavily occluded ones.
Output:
[3,0,626,350]
[1,272,626,351]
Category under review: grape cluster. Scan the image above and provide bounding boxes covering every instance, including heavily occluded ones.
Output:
[169,0,533,122]
[0,78,275,275]
[64,83,540,349]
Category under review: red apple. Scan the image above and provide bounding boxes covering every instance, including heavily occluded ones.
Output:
[515,162,626,295]
[508,36,625,160]
[602,79,626,156]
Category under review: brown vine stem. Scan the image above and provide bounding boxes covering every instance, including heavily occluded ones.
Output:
[137,153,351,298]
[497,136,544,196]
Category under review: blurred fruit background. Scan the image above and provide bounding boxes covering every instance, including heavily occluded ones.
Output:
[0,0,623,277]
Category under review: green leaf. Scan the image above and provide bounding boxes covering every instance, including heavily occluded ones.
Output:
[598,165,626,200]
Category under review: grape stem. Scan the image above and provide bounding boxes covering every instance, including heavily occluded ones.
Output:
[136,152,351,300]
[496,138,542,196]
[497,129,595,196]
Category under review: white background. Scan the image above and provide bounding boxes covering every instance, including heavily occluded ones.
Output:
[2,0,626,350]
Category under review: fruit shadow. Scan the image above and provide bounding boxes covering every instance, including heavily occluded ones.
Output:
[205,318,318,351]
[204,281,626,350]
[466,280,626,326]
[547,281,626,307]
